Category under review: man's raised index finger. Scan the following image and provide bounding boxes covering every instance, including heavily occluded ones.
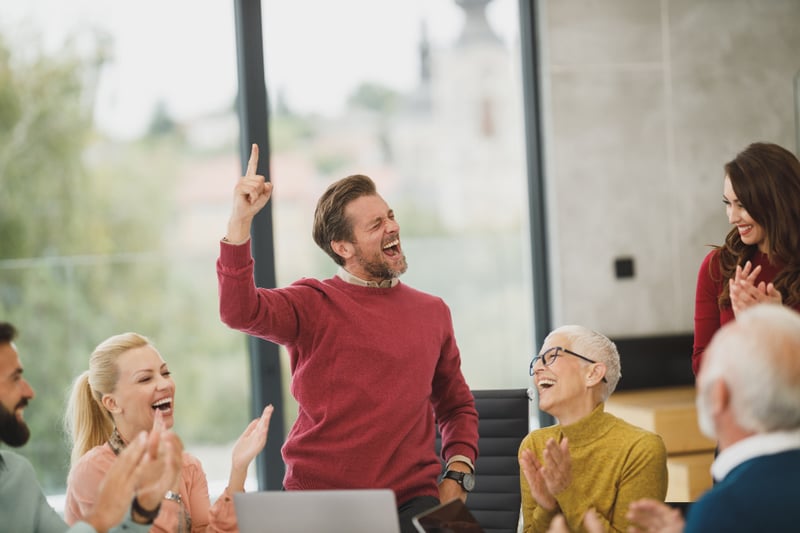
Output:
[246,143,259,176]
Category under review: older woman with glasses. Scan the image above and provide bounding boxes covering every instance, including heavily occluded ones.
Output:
[518,325,667,533]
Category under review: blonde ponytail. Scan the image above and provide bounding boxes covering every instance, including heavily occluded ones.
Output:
[64,371,114,466]
[64,332,150,466]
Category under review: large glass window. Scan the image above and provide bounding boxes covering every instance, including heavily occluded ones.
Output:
[0,0,535,502]
[262,0,533,395]
[1,0,251,498]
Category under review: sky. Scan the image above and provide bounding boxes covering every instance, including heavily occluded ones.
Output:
[0,0,518,138]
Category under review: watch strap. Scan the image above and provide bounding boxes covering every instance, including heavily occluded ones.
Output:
[443,470,465,482]
[442,469,475,492]
[131,496,161,524]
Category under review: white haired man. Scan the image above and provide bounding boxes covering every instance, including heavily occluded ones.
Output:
[628,304,800,532]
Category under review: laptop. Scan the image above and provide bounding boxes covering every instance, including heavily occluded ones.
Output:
[412,498,484,533]
[234,489,401,533]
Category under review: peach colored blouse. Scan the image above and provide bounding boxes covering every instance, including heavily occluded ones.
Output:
[64,443,238,533]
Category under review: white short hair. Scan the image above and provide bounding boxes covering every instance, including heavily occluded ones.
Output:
[701,305,800,433]
[545,325,621,400]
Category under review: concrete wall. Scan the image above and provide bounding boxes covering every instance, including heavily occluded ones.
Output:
[538,0,800,336]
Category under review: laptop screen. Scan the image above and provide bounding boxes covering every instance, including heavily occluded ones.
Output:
[234,489,401,533]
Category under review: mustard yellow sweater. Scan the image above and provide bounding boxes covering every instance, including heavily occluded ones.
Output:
[519,403,667,533]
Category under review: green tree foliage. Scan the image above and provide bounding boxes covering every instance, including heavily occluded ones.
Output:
[147,100,180,139]
[0,32,172,489]
[269,113,314,153]
[0,33,250,492]
[0,36,94,259]
[346,82,399,114]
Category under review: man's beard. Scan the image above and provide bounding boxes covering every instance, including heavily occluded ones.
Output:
[0,400,31,447]
[354,246,408,281]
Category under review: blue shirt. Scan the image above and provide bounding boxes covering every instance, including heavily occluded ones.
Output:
[0,450,149,533]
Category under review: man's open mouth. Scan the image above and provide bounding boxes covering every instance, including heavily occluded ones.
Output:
[382,238,400,256]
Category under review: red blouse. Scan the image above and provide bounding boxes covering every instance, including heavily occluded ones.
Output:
[692,248,796,375]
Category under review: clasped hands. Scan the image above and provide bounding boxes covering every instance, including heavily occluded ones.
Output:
[729,261,782,316]
[519,437,572,512]
[87,410,183,532]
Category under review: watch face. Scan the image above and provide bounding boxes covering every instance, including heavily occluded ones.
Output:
[462,473,476,492]
[444,470,476,492]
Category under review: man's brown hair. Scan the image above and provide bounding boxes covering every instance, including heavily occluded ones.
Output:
[312,174,377,266]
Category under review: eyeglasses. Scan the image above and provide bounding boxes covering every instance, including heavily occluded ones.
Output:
[529,346,607,383]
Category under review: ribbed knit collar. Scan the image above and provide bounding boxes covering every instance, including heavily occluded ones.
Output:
[556,403,614,448]
[336,266,399,288]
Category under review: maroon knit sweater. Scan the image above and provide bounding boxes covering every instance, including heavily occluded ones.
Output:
[217,241,478,504]
[693,248,799,375]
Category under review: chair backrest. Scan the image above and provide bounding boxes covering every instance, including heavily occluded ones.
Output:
[436,388,530,533]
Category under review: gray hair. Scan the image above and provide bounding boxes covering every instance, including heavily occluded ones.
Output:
[545,325,621,401]
[701,304,800,433]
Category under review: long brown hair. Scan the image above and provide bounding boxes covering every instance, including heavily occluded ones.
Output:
[715,142,800,307]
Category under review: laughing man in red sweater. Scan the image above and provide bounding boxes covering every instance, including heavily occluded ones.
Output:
[217,145,479,532]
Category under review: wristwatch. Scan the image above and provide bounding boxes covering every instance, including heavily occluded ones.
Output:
[442,470,476,492]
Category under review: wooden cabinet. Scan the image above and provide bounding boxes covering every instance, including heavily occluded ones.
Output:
[606,386,715,501]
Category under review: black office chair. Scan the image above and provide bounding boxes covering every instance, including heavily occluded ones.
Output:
[436,388,530,533]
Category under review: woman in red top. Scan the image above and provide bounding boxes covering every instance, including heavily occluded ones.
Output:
[693,142,800,375]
